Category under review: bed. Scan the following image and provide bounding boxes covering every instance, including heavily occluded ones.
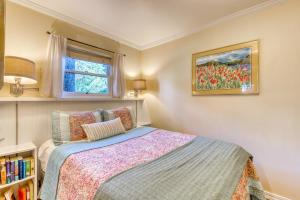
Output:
[39,126,265,200]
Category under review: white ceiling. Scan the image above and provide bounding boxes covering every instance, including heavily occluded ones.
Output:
[11,0,281,49]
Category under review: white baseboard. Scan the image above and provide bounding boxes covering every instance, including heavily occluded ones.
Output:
[265,191,291,200]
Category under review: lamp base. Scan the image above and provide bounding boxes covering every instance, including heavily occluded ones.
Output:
[134,90,139,98]
[10,79,24,97]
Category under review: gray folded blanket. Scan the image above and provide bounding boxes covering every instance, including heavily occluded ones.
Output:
[95,136,265,200]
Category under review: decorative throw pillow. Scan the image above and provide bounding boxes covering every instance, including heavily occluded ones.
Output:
[52,110,102,145]
[52,112,70,145]
[69,112,97,141]
[81,118,126,141]
[103,107,135,130]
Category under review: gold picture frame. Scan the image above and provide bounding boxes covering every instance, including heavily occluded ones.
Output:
[0,0,4,90]
[192,40,259,95]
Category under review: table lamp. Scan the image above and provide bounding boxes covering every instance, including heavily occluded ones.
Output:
[133,79,146,97]
[4,56,37,97]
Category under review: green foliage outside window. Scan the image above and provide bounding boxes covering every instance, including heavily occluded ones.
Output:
[64,57,110,95]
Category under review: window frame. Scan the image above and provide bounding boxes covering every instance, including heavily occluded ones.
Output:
[61,48,113,99]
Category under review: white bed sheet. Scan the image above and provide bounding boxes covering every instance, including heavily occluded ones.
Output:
[38,139,57,172]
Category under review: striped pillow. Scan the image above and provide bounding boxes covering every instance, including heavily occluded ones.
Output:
[81,118,126,141]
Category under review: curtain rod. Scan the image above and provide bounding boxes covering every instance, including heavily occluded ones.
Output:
[46,31,126,57]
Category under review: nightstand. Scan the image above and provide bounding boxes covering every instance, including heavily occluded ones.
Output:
[137,122,152,127]
[0,143,37,200]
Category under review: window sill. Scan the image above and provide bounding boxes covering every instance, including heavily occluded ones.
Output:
[58,96,144,101]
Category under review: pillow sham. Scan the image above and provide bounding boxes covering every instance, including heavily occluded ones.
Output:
[102,106,136,131]
[81,118,126,141]
[52,110,102,145]
[69,112,97,141]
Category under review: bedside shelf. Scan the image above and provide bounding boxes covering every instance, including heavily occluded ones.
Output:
[0,142,36,157]
[0,143,37,199]
[0,175,35,190]
[0,97,144,102]
[137,122,152,127]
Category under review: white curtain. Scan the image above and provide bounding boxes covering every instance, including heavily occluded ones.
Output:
[40,34,67,97]
[112,53,125,98]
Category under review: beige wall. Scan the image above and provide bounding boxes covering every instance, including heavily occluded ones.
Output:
[0,2,145,145]
[1,1,142,97]
[141,0,300,199]
[3,1,55,96]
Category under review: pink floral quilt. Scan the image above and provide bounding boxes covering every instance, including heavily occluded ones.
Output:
[56,129,195,200]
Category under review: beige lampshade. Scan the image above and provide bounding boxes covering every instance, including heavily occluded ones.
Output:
[133,79,146,90]
[4,56,37,84]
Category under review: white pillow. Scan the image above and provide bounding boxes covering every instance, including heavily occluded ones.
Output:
[38,139,56,172]
[81,118,126,141]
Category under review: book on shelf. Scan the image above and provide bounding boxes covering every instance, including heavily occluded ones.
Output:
[18,180,34,200]
[0,156,34,185]
[3,186,14,200]
[24,158,31,177]
[0,180,34,200]
[0,158,6,184]
[5,158,10,184]
[10,157,19,182]
[28,181,33,200]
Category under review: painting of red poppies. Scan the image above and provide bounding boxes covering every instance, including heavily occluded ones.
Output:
[192,40,259,95]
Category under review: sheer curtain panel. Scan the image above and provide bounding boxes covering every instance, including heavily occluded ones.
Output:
[40,34,67,97]
[112,53,125,98]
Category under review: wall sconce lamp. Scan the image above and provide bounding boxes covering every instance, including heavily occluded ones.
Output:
[4,56,38,97]
[133,79,146,98]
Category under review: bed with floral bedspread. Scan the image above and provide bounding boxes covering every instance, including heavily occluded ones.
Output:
[40,127,265,200]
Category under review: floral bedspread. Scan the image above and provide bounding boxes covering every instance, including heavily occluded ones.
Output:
[56,129,261,200]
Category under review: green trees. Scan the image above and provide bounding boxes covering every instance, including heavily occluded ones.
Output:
[64,57,109,94]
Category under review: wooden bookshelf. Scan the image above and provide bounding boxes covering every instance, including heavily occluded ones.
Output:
[0,143,37,199]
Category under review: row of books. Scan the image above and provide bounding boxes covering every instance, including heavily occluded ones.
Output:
[0,180,34,200]
[0,157,34,185]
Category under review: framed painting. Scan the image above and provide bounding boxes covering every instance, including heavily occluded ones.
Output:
[192,40,259,95]
[0,0,4,90]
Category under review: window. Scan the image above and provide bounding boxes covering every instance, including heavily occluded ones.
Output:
[63,45,112,97]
